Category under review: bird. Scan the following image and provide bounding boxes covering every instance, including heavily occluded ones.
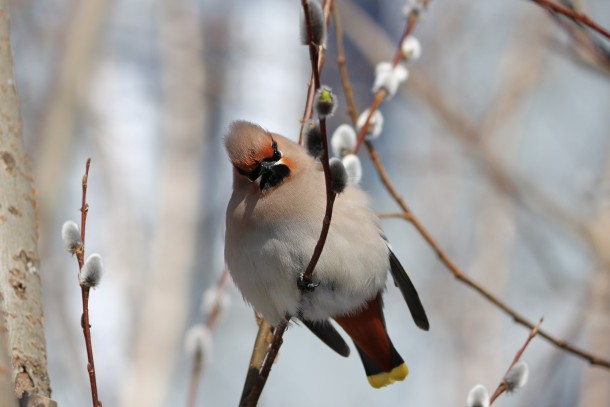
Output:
[224,120,429,388]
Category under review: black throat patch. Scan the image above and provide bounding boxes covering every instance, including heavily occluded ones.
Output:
[260,164,291,190]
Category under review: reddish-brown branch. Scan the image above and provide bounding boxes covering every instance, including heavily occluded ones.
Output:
[391,11,419,66]
[367,142,610,369]
[531,0,610,41]
[333,3,358,124]
[300,117,336,285]
[352,90,386,153]
[333,3,610,370]
[74,159,101,407]
[241,317,289,407]
[351,6,423,154]
[297,0,337,290]
[298,0,334,144]
[239,2,338,405]
[490,319,543,404]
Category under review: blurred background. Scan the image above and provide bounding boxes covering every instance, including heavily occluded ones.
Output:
[6,0,610,405]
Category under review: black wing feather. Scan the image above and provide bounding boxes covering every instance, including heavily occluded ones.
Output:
[302,319,351,357]
[388,249,430,331]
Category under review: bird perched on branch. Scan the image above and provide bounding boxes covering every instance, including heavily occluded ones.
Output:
[224,120,429,388]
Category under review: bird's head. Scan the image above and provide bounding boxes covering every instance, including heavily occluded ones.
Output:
[225,121,294,191]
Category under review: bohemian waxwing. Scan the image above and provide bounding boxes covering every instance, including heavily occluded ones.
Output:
[224,120,429,388]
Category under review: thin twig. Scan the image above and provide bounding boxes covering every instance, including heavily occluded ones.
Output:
[351,6,424,154]
[489,318,543,404]
[186,269,230,407]
[239,318,273,406]
[74,158,102,407]
[530,0,610,41]
[333,2,358,124]
[367,143,610,369]
[239,2,338,404]
[242,318,289,407]
[299,117,336,285]
[333,3,610,370]
[298,0,334,144]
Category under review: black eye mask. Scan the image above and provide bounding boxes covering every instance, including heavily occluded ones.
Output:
[236,140,291,189]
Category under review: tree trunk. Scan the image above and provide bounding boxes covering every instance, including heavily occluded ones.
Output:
[0,0,54,403]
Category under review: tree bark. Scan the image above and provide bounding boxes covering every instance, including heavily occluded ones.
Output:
[0,0,53,402]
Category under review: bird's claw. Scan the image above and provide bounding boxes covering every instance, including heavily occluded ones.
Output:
[297,273,319,292]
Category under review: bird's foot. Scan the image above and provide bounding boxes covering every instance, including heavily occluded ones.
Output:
[297,273,319,292]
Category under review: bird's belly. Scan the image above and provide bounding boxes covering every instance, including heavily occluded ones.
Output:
[226,209,389,325]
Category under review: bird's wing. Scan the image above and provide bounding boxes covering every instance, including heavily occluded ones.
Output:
[388,248,430,331]
[302,319,351,357]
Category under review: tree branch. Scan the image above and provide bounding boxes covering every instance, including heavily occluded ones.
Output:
[490,318,543,404]
[333,0,610,370]
[238,2,338,405]
[72,159,102,407]
[530,0,610,41]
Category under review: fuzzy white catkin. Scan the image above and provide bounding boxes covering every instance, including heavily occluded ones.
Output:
[184,324,213,365]
[201,285,232,316]
[331,124,357,158]
[504,361,529,392]
[61,220,82,253]
[342,154,362,185]
[79,253,104,288]
[356,109,384,140]
[466,384,490,407]
[401,36,421,61]
[372,62,408,98]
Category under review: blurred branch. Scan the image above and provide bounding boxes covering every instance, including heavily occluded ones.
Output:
[187,269,230,407]
[120,0,207,404]
[335,0,610,370]
[528,0,610,41]
[489,318,542,404]
[0,0,54,402]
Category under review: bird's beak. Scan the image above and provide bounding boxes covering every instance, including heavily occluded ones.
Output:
[260,161,275,172]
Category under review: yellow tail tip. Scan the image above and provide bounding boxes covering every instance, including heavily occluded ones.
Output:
[367,363,409,388]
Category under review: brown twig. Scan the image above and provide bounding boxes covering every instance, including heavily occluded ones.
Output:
[241,318,289,407]
[489,318,543,404]
[368,144,610,369]
[530,0,610,41]
[74,158,102,407]
[299,117,336,286]
[333,2,610,370]
[298,0,334,144]
[239,2,338,405]
[333,2,358,124]
[297,0,337,290]
[239,318,273,406]
[351,6,424,154]
[186,269,230,407]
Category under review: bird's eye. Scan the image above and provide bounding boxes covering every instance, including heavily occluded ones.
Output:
[263,140,282,162]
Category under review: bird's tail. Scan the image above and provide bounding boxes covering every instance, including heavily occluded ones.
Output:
[334,294,408,388]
